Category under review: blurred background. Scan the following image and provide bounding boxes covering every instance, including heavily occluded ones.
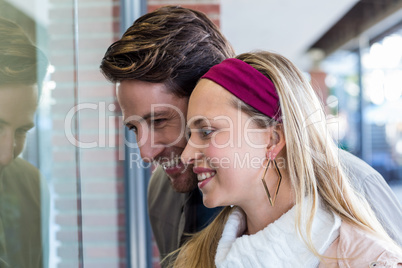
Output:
[1,0,401,267]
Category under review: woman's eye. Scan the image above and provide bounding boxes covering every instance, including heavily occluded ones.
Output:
[201,128,214,137]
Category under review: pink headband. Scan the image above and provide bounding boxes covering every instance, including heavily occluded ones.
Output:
[201,58,281,121]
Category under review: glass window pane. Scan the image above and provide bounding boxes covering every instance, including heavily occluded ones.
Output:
[1,0,126,267]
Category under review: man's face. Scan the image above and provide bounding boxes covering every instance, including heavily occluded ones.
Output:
[117,80,197,193]
[0,85,37,175]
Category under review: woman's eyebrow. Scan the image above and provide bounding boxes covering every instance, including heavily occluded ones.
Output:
[187,117,212,128]
[192,118,205,127]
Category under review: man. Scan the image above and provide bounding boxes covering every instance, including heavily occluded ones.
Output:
[0,18,48,267]
[100,6,402,264]
[101,6,234,262]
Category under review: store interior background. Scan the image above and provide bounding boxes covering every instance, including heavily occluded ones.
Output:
[1,0,401,267]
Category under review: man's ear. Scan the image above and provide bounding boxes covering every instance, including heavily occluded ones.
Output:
[266,124,286,160]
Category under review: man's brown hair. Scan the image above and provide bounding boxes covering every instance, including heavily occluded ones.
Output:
[100,6,235,97]
[0,17,48,86]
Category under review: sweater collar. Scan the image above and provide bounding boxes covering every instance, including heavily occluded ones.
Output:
[215,199,341,268]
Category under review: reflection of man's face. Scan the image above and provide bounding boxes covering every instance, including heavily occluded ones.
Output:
[0,84,37,175]
[117,79,198,193]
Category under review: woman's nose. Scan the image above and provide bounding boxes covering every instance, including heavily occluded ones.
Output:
[181,139,202,165]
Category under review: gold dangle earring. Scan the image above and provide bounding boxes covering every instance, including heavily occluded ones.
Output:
[261,157,282,207]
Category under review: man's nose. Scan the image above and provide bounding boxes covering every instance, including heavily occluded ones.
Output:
[0,133,16,167]
[135,130,164,163]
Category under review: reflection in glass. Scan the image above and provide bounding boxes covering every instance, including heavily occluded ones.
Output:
[0,16,48,268]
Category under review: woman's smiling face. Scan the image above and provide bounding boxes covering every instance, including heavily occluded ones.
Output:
[182,79,270,208]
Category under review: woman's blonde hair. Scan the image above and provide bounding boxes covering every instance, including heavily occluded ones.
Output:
[170,51,399,267]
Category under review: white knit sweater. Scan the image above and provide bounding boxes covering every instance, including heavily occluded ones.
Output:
[215,201,341,268]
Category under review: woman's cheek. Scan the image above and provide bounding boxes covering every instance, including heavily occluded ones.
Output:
[204,145,223,169]
[211,131,234,148]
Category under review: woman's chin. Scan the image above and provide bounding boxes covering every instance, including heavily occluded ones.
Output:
[203,197,220,208]
[203,197,228,208]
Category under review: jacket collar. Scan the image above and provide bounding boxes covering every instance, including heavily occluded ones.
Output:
[215,199,341,268]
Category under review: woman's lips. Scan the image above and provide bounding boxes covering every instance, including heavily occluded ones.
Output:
[198,176,214,189]
[193,167,216,189]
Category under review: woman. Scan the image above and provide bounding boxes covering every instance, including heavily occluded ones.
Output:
[172,51,402,267]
